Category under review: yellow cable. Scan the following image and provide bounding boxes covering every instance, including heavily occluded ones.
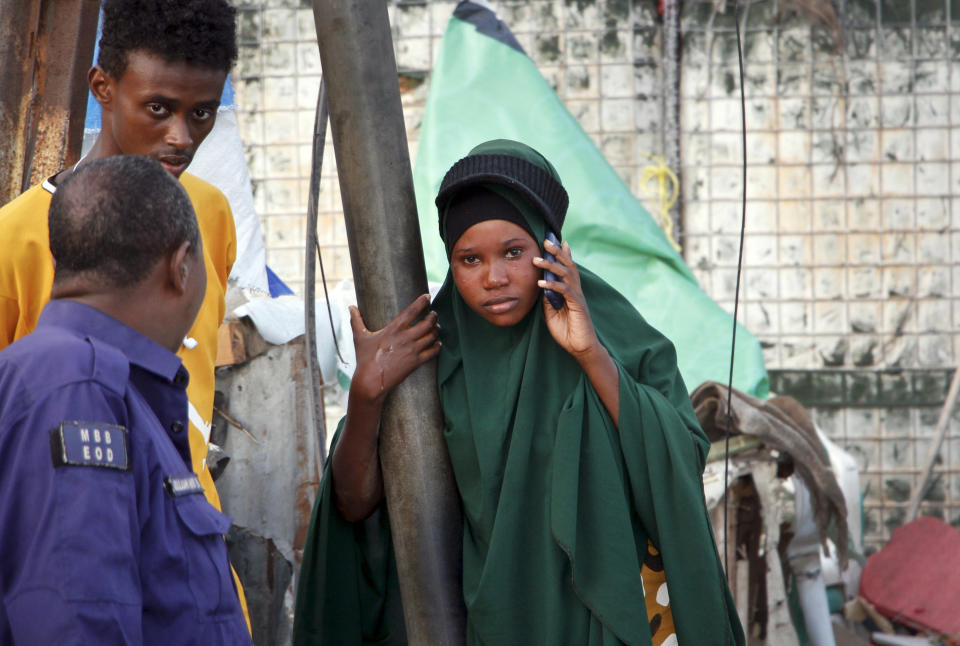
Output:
[638,155,681,252]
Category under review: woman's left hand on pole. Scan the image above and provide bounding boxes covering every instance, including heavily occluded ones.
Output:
[348,294,441,404]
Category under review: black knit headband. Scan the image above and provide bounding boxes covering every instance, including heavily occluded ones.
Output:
[436,153,568,239]
[442,186,537,258]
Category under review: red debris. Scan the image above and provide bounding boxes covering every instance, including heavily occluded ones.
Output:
[859,516,960,641]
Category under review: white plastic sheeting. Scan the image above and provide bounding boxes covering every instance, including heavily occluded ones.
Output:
[187,108,268,294]
[233,282,356,400]
[233,281,444,409]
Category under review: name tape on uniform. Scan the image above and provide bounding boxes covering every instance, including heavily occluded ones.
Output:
[164,473,204,497]
[50,421,130,471]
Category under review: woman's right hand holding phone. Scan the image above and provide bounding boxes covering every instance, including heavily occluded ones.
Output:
[535,240,621,428]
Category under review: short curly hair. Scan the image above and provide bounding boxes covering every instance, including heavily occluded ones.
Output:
[50,156,200,289]
[97,0,238,78]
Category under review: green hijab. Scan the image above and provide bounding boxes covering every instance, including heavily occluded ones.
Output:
[292,140,743,646]
[431,139,743,644]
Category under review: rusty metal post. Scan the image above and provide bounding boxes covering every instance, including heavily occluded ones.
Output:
[311,2,466,645]
[0,0,99,204]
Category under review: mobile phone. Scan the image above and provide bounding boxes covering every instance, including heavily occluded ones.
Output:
[543,231,564,310]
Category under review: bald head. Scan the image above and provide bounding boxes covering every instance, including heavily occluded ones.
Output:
[49,155,199,289]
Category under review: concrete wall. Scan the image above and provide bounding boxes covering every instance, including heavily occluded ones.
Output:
[229,0,960,553]
[675,0,960,553]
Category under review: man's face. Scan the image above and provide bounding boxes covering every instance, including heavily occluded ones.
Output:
[450,219,542,327]
[93,50,226,177]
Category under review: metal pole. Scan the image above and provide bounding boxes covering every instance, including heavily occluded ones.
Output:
[0,0,99,204]
[905,367,960,522]
[662,0,683,244]
[0,0,40,203]
[311,2,466,644]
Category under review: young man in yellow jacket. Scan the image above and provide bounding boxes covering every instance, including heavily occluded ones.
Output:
[0,0,251,628]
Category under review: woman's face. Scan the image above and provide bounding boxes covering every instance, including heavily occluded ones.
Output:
[450,219,542,327]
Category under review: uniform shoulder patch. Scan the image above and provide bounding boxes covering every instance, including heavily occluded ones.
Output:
[50,421,130,471]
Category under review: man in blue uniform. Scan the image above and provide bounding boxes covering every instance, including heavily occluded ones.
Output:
[0,155,251,644]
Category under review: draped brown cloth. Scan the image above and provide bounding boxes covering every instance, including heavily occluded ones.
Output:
[690,380,849,567]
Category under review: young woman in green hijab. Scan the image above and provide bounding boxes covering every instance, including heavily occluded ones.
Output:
[293,140,744,646]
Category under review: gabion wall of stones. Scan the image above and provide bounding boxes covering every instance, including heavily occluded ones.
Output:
[231,0,960,552]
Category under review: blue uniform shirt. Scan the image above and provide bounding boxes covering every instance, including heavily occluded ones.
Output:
[0,300,251,645]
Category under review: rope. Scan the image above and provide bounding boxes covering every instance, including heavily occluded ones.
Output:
[639,155,682,252]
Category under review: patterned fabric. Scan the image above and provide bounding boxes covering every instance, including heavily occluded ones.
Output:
[641,541,677,646]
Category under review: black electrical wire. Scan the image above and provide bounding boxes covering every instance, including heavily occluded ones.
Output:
[315,237,344,363]
[305,78,334,464]
[722,0,749,584]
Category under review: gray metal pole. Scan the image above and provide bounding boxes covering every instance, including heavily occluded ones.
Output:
[311,2,466,644]
[662,0,683,245]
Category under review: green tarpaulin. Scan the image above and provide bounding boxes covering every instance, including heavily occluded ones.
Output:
[413,2,768,397]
